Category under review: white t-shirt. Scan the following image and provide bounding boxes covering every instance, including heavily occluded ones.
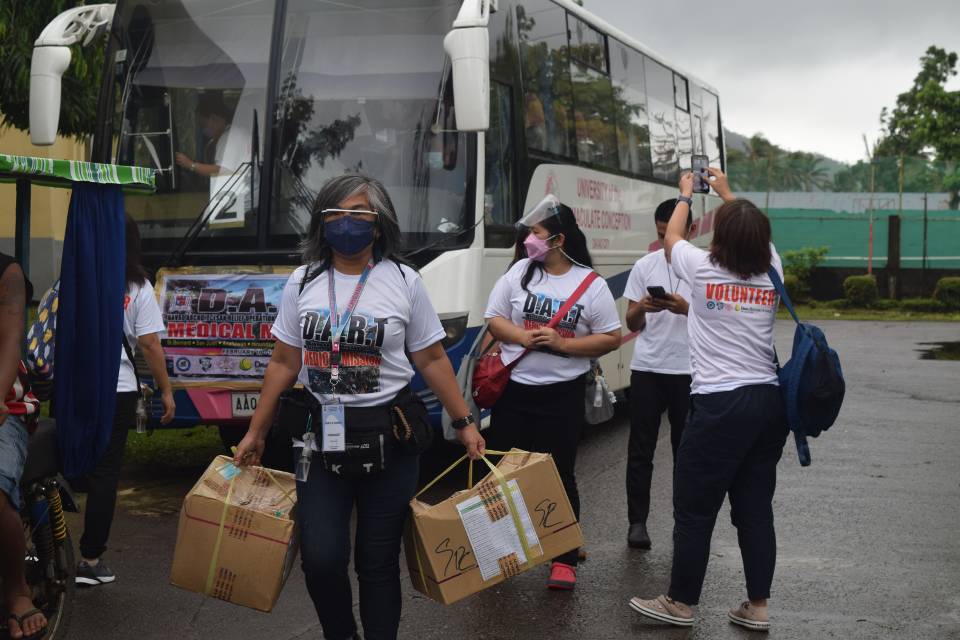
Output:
[670,240,784,395]
[117,281,166,393]
[623,249,692,375]
[484,259,621,386]
[271,261,445,407]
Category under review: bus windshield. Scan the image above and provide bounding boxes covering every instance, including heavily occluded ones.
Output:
[113,0,275,254]
[269,0,471,252]
[112,0,471,260]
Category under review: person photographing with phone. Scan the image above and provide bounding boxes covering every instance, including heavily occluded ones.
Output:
[630,167,788,632]
[623,198,696,551]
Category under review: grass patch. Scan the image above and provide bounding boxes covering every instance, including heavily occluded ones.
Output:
[779,305,960,322]
[125,425,224,474]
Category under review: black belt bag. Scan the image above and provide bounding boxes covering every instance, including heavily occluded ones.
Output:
[276,386,434,477]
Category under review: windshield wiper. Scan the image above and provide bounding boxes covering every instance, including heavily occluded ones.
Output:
[166,161,253,267]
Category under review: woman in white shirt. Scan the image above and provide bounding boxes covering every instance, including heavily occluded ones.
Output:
[484,196,621,591]
[76,214,175,587]
[235,174,480,640]
[630,170,787,632]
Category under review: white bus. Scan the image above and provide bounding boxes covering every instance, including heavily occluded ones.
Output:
[31,0,724,440]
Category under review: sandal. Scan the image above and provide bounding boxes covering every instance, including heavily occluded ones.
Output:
[6,608,48,640]
[728,601,770,632]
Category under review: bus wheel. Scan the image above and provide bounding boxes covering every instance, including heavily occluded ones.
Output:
[217,424,294,473]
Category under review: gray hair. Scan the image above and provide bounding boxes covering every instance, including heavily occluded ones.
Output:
[300,173,403,266]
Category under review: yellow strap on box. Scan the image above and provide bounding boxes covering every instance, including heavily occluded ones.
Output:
[204,452,297,597]
[226,446,297,506]
[410,449,530,592]
[204,474,236,596]
[414,449,525,499]
[479,454,534,571]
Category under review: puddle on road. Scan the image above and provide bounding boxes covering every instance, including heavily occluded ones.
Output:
[917,341,960,361]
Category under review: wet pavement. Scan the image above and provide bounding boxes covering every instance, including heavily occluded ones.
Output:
[64,321,960,639]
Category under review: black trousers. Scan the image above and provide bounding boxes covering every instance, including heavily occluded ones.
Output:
[668,384,788,605]
[297,449,419,640]
[79,391,138,560]
[487,375,584,567]
[627,370,691,526]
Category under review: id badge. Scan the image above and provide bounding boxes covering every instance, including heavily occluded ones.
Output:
[322,403,346,453]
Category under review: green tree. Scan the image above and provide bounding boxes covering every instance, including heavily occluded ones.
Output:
[876,45,960,208]
[785,152,830,191]
[0,1,104,138]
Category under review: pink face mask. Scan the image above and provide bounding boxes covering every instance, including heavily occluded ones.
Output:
[523,233,554,262]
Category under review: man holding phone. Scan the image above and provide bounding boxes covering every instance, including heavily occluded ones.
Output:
[622,198,696,550]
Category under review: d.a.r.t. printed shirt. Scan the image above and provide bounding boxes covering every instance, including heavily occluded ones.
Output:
[271,261,445,407]
[484,258,621,386]
[670,240,784,395]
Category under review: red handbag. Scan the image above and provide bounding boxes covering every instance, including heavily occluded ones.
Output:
[472,271,598,409]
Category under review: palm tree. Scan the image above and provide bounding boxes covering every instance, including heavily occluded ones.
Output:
[787,152,830,191]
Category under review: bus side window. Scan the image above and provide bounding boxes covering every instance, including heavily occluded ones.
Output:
[568,14,617,169]
[701,89,723,170]
[484,81,517,248]
[517,1,575,158]
[645,56,679,182]
[610,41,652,178]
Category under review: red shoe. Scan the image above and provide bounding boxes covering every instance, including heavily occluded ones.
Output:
[547,561,577,590]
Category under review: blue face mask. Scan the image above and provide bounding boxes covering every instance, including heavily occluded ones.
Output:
[324,216,376,256]
[201,126,216,139]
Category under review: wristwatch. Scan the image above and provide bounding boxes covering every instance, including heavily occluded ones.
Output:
[451,414,476,430]
[190,162,197,172]
[676,195,693,206]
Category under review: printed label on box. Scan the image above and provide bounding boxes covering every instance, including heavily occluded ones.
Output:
[456,479,541,581]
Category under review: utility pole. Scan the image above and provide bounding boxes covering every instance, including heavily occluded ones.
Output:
[863,135,876,276]
[922,192,929,293]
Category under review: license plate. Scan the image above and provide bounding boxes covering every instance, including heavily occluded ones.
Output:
[231,392,260,418]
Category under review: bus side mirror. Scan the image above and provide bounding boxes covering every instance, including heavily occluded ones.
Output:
[30,46,72,146]
[29,4,116,145]
[443,26,489,132]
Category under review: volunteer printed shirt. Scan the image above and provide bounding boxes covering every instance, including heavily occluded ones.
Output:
[118,281,166,392]
[272,261,445,407]
[484,259,621,386]
[623,249,692,375]
[670,240,784,395]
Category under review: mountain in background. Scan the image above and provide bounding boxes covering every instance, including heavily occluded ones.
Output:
[723,127,847,181]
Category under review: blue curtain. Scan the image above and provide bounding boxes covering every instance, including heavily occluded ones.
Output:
[54,183,126,478]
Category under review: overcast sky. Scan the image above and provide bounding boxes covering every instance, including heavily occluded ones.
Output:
[583,0,959,164]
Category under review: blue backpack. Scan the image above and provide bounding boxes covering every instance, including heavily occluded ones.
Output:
[768,268,845,466]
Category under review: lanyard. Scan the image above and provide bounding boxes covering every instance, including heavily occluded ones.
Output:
[327,262,374,388]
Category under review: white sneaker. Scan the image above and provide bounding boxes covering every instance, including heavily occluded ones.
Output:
[728,601,770,632]
[629,595,694,627]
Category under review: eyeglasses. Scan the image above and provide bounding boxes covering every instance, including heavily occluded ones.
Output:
[320,209,380,222]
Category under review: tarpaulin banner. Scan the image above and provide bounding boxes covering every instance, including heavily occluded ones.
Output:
[156,267,293,386]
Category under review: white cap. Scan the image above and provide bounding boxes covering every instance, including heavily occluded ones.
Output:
[516,194,562,229]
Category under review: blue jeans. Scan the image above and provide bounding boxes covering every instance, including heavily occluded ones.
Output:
[296,450,419,640]
[0,415,28,511]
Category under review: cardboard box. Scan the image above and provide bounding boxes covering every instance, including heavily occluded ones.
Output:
[170,455,299,612]
[405,450,583,605]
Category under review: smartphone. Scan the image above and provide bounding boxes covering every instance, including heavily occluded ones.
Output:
[692,154,710,194]
[646,286,669,300]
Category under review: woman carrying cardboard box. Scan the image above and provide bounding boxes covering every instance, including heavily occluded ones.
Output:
[234,174,481,640]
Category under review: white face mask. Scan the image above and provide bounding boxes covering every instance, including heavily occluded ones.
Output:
[427,151,444,169]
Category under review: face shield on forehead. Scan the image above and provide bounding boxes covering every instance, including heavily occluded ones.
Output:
[516,194,562,229]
